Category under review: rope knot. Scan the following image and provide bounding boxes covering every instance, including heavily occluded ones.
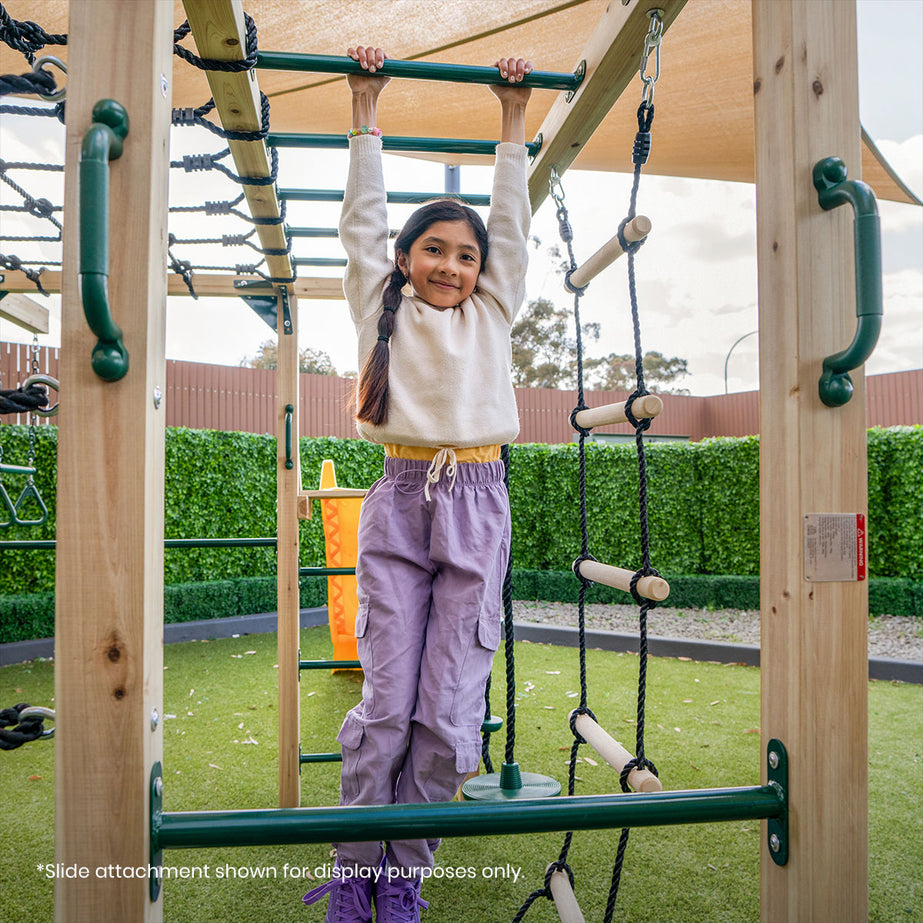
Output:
[629,566,662,606]
[542,861,575,895]
[563,267,588,297]
[572,553,597,588]
[624,389,653,432]
[569,405,592,439]
[618,755,659,793]
[568,706,597,744]
[616,216,646,257]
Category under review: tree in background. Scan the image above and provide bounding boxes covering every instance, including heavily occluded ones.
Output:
[512,239,689,392]
[242,339,339,375]
[584,350,690,394]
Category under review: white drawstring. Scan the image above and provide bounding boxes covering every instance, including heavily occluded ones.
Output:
[424,447,458,501]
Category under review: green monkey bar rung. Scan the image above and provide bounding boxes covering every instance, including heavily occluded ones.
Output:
[278,188,491,207]
[255,52,583,94]
[299,566,356,577]
[152,783,785,851]
[268,133,542,159]
[299,659,362,671]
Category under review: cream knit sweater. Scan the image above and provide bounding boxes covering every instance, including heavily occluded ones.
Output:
[340,134,530,449]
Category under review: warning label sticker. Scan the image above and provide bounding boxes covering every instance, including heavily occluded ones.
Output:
[803,513,867,582]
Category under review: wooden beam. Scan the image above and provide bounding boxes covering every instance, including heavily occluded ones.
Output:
[527,0,688,213]
[181,0,292,286]
[0,292,50,333]
[54,2,171,921]
[752,2,868,920]
[0,271,344,300]
[277,291,301,808]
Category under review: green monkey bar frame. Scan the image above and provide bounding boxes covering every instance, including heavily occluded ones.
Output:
[255,52,584,95]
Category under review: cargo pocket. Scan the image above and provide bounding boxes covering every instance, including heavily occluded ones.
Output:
[476,611,501,652]
[337,710,365,751]
[454,736,482,774]
[354,602,369,639]
[337,711,365,804]
[450,606,501,727]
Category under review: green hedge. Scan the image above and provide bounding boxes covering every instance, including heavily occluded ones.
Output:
[1,424,920,598]
[2,571,919,645]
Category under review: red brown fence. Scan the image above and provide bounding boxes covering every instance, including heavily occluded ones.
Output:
[2,341,920,441]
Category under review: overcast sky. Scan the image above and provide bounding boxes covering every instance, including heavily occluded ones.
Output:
[1,0,920,397]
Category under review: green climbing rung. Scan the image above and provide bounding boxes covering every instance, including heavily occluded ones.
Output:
[299,659,362,671]
[299,752,343,764]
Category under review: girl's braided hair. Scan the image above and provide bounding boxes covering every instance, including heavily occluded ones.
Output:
[355,199,489,425]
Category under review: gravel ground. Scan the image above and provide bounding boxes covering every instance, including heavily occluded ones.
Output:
[513,600,923,663]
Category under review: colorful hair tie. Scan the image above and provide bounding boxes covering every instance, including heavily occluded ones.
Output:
[347,125,383,139]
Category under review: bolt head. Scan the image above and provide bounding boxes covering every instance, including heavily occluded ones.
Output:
[769,833,781,853]
[768,750,780,769]
[150,707,160,730]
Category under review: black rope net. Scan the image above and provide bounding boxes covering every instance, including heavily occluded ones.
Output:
[0,3,295,295]
[512,99,662,923]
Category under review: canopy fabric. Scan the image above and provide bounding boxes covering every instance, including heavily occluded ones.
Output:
[1,0,918,204]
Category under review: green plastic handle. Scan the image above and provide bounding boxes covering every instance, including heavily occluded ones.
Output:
[812,156,883,407]
[80,99,129,382]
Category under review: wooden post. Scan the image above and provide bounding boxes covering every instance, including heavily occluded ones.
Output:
[277,290,301,807]
[54,2,171,921]
[752,2,868,920]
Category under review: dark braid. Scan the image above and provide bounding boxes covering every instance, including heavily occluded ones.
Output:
[355,266,406,425]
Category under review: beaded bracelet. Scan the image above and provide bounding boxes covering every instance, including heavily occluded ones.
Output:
[347,125,383,139]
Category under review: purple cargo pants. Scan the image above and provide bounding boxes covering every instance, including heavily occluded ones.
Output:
[334,456,510,877]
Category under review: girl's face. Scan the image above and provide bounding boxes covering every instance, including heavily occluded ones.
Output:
[396,220,482,308]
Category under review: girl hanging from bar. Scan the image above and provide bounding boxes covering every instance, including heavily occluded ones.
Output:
[303,45,534,923]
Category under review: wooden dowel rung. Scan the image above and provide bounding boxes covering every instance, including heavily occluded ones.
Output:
[571,711,662,793]
[569,215,652,289]
[573,394,663,430]
[577,559,670,602]
[547,866,586,923]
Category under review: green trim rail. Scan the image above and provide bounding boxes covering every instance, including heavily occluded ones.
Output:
[150,741,787,898]
[255,52,584,95]
[813,156,883,407]
[278,188,491,206]
[0,537,278,550]
[268,133,542,159]
[79,99,130,382]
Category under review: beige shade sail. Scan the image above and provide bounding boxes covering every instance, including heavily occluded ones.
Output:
[1,0,919,204]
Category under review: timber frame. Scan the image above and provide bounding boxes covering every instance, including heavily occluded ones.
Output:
[4,0,873,919]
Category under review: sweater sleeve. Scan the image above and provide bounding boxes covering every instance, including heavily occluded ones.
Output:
[475,142,531,325]
[338,133,393,326]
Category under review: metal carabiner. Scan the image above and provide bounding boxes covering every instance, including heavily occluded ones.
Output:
[640,10,664,105]
[22,373,59,417]
[33,55,67,103]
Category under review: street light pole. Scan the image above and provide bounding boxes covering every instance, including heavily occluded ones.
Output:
[724,329,759,393]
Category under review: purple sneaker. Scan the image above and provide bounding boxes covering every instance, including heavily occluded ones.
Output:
[303,862,374,922]
[374,874,429,923]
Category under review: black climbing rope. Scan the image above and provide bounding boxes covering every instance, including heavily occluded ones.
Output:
[514,12,665,921]
[0,703,52,750]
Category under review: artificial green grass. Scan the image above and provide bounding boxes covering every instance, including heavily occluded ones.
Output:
[1,628,920,922]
